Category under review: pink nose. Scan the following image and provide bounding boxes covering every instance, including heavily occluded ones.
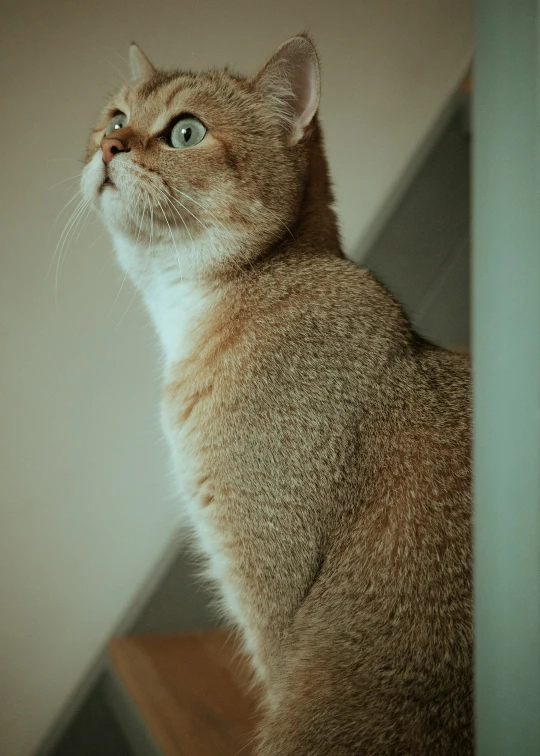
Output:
[100,137,126,164]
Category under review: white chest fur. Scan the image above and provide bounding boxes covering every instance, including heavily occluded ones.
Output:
[113,233,265,676]
[144,274,210,365]
[112,232,211,364]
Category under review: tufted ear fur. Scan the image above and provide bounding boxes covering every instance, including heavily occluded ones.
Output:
[253,35,320,145]
[129,43,155,82]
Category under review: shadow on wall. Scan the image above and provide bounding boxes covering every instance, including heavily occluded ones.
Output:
[363,111,471,350]
[50,545,218,756]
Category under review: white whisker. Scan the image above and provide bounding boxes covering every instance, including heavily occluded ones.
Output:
[52,197,90,304]
[115,204,153,330]
[155,194,183,281]
[74,201,93,243]
[46,157,82,164]
[49,190,83,240]
[173,184,294,243]
[108,201,147,318]
[104,57,129,87]
[160,192,200,284]
[167,190,211,233]
[49,194,85,280]
[170,186,230,233]
[152,184,202,282]
[167,185,254,273]
[47,173,84,191]
[89,229,107,252]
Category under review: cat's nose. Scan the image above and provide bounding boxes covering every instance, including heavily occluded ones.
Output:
[100,137,128,164]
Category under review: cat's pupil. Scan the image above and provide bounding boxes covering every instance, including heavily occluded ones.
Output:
[167,117,205,148]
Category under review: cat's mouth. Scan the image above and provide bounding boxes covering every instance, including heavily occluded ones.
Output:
[99,175,116,193]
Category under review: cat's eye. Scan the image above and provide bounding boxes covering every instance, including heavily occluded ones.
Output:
[170,117,206,149]
[105,112,128,135]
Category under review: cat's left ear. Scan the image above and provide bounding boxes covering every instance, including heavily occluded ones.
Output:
[253,35,320,145]
[129,43,155,82]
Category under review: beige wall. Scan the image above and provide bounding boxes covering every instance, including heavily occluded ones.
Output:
[0,2,471,754]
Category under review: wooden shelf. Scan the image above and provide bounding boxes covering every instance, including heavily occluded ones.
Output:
[108,630,260,756]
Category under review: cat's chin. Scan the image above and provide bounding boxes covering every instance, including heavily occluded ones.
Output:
[82,153,133,207]
[83,154,156,242]
[99,176,116,193]
[101,204,142,239]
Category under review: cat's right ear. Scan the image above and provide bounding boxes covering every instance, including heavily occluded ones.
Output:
[129,43,155,83]
[253,35,320,145]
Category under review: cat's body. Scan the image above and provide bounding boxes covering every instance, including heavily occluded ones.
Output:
[82,36,472,754]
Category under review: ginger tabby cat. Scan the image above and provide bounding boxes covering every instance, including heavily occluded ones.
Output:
[82,35,472,754]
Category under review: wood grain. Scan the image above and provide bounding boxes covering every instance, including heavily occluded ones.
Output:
[108,630,260,756]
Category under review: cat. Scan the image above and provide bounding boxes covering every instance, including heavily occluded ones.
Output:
[81,35,472,754]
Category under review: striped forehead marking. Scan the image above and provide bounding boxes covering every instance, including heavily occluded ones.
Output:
[149,110,174,135]
[131,77,192,134]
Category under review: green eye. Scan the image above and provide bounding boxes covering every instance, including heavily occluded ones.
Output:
[170,117,206,149]
[105,112,128,135]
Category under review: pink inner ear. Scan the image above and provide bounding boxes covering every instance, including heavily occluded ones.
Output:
[257,36,320,144]
[279,41,320,140]
[290,56,319,131]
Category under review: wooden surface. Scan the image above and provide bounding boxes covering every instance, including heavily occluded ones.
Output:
[108,630,260,756]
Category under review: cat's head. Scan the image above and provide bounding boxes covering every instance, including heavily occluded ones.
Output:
[81,35,322,280]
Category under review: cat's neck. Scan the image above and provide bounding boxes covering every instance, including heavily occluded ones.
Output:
[145,271,211,365]
[111,233,214,364]
[252,121,341,263]
[294,120,342,254]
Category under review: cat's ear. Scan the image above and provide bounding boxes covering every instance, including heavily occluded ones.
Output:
[253,35,320,145]
[129,43,155,82]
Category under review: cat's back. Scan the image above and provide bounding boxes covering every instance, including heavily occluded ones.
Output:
[250,254,473,754]
[165,251,471,498]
